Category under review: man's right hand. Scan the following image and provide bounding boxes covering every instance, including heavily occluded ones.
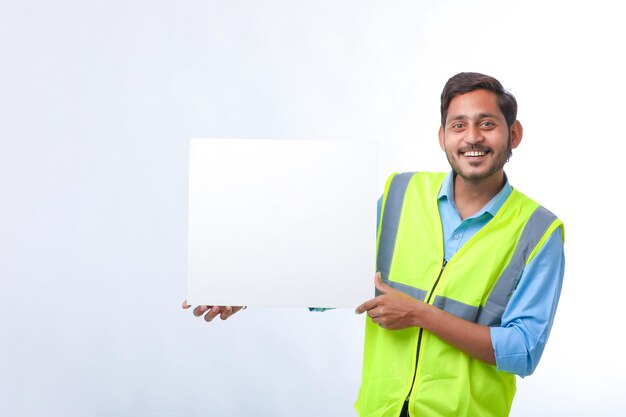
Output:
[182,300,244,322]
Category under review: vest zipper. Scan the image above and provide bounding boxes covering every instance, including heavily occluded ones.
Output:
[405,258,448,402]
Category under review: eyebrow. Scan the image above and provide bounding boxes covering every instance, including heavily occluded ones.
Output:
[449,112,499,122]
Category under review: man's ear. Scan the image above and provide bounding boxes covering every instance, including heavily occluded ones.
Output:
[510,120,523,149]
[438,126,445,150]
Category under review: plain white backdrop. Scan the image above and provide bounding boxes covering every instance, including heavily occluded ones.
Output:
[1,1,624,416]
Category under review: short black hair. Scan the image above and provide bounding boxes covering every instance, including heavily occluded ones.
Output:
[440,72,517,128]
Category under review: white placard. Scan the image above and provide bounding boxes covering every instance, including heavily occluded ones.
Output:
[186,138,378,308]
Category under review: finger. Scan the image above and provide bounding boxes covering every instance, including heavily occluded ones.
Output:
[226,306,245,319]
[193,305,209,317]
[369,311,385,328]
[369,309,393,329]
[182,300,191,309]
[374,272,390,294]
[355,298,379,314]
[367,306,383,319]
[204,306,220,322]
[229,306,244,317]
[220,306,233,320]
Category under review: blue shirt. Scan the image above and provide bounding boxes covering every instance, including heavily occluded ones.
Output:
[437,171,564,376]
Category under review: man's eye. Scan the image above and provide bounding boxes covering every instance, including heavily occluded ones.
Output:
[452,123,464,129]
[482,121,494,127]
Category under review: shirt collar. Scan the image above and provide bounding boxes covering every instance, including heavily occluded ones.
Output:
[437,170,512,218]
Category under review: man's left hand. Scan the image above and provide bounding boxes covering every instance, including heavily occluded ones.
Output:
[355,272,423,330]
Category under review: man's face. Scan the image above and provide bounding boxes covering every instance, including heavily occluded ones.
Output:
[438,89,521,183]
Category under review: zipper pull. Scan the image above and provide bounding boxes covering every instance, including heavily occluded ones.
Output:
[441,259,448,271]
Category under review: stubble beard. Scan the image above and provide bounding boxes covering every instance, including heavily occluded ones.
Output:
[445,134,512,183]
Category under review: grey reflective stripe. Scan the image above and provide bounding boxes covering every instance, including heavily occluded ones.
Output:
[376,172,427,298]
[377,172,415,281]
[386,280,428,301]
[433,296,479,322]
[476,206,558,326]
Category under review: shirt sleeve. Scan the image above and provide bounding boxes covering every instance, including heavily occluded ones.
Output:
[489,227,565,376]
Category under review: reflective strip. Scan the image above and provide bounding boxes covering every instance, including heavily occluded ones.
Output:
[377,172,415,282]
[433,296,479,322]
[476,206,558,326]
[387,281,428,302]
[377,172,428,298]
[432,296,510,325]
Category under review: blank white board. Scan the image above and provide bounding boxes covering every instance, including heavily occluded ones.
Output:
[186,138,378,308]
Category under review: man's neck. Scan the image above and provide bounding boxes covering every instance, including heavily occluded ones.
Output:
[453,172,505,220]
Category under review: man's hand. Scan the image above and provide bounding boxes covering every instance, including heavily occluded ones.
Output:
[355,272,423,330]
[181,300,244,322]
[356,273,496,364]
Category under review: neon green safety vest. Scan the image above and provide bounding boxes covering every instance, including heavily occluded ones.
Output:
[355,172,564,417]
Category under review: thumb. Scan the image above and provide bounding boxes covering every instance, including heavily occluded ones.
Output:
[374,272,389,294]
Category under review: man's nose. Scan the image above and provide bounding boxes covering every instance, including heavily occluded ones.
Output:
[465,125,484,144]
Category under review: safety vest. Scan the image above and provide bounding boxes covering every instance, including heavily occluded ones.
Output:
[355,172,563,417]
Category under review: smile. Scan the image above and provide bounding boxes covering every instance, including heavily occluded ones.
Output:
[462,150,489,157]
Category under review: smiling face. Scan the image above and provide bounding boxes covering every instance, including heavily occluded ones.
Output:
[439,89,522,185]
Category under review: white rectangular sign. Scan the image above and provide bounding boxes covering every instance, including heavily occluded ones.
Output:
[186,138,378,308]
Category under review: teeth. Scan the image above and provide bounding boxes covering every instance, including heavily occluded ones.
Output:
[464,151,486,157]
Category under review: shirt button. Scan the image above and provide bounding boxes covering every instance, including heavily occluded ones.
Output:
[453,234,460,240]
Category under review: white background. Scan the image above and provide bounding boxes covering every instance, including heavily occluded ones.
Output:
[1,1,624,416]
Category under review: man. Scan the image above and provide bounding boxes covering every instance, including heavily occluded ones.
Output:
[183,72,565,417]
[353,72,564,417]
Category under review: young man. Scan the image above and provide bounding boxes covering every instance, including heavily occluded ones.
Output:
[354,72,564,417]
[184,72,565,417]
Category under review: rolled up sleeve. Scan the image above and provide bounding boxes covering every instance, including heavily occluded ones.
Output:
[490,228,565,376]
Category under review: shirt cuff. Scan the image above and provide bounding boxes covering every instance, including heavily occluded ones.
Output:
[490,325,535,377]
